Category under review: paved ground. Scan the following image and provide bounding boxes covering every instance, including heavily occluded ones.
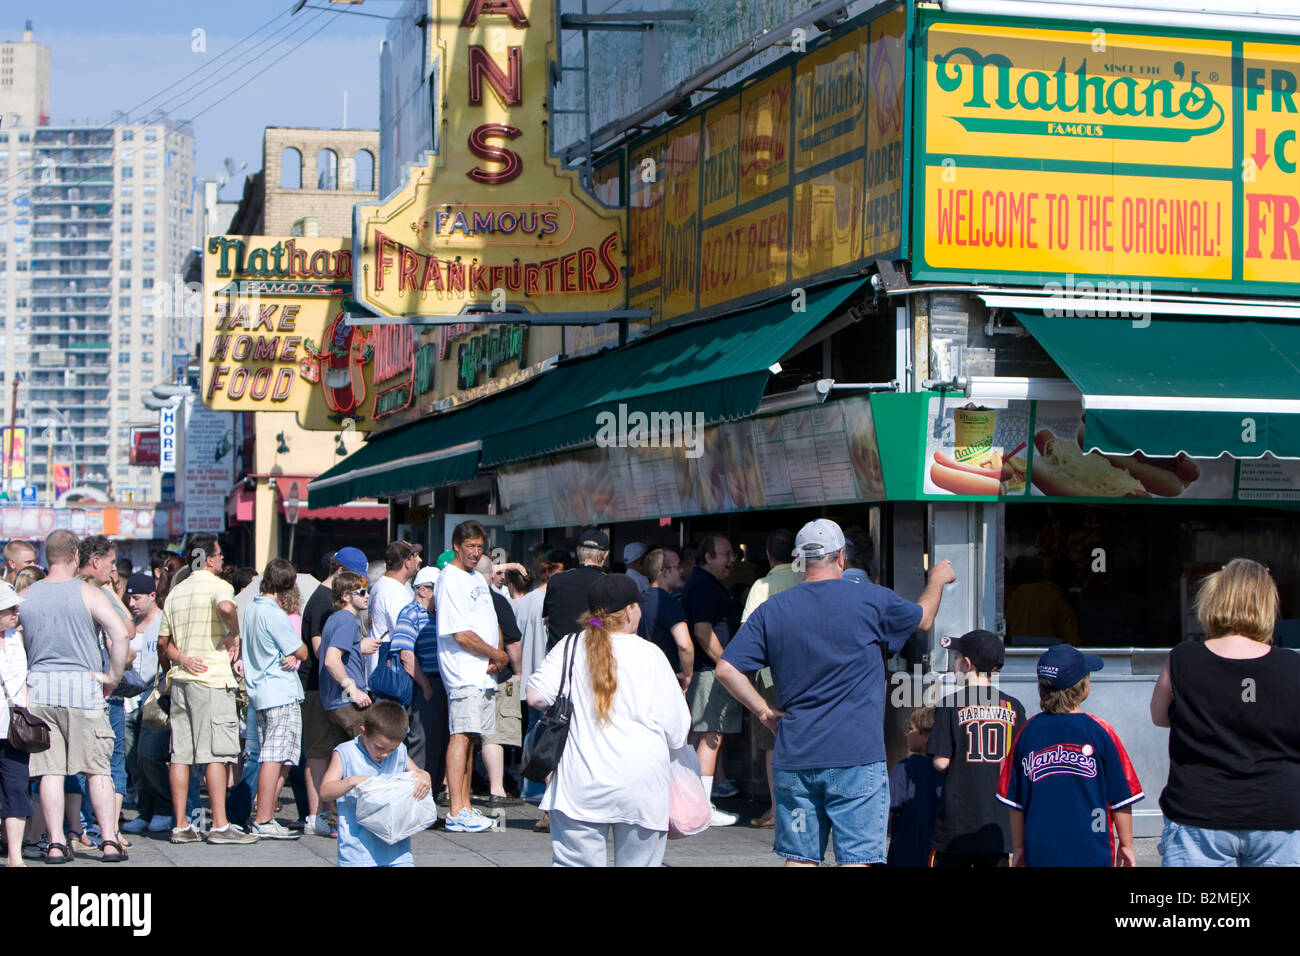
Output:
[17,795,1166,866]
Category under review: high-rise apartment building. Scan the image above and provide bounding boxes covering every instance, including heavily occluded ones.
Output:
[0,21,49,129]
[0,22,199,501]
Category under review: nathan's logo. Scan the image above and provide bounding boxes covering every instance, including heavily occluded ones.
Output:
[299,308,374,421]
[796,52,864,151]
[933,49,1224,141]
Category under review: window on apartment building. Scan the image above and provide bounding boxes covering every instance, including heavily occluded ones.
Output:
[117,352,129,364]
[120,186,133,198]
[144,129,157,141]
[116,370,130,382]
[118,333,130,347]
[142,278,155,290]
[141,296,153,310]
[142,368,154,383]
[142,241,155,253]
[116,389,128,402]
[118,295,131,309]
[142,222,154,234]
[143,149,157,162]
[121,130,133,141]
[13,298,23,308]
[317,149,338,190]
[141,352,152,365]
[142,204,155,216]
[142,258,154,271]
[143,186,155,198]
[0,151,7,163]
[121,167,132,180]
[142,333,153,346]
[119,278,130,290]
[17,151,29,162]
[120,204,132,216]
[354,149,374,191]
[144,167,156,180]
[121,149,133,161]
[14,262,24,272]
[119,241,131,255]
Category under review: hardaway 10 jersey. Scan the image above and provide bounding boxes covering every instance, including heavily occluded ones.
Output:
[997,712,1143,866]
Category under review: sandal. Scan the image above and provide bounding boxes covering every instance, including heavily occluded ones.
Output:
[68,829,98,850]
[21,840,43,862]
[100,839,128,863]
[43,842,71,865]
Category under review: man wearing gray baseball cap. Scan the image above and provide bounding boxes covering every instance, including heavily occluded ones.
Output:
[716,518,956,866]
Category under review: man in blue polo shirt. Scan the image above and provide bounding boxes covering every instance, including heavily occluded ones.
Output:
[716,519,955,867]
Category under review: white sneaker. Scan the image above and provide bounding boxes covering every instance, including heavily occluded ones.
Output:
[305,814,336,838]
[444,808,494,833]
[147,815,174,834]
[251,819,300,840]
[709,804,738,827]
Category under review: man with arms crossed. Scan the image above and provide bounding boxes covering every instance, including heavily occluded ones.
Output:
[21,530,131,862]
[436,521,508,833]
[717,519,955,867]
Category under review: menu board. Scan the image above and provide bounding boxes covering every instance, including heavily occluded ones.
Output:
[919,397,1283,503]
[497,395,885,529]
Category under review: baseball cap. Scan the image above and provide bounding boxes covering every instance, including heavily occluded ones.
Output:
[386,540,422,565]
[579,528,610,551]
[941,629,1005,673]
[623,542,647,564]
[587,574,642,615]
[794,518,846,558]
[125,573,156,597]
[413,566,439,588]
[335,547,368,575]
[0,582,22,610]
[435,550,456,570]
[1037,644,1104,690]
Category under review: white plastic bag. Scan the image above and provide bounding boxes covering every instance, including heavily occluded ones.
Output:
[354,772,438,844]
[667,745,711,839]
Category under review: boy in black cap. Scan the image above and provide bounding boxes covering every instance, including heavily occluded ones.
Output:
[927,629,1025,866]
[996,645,1142,866]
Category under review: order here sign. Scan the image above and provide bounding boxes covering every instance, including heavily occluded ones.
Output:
[913,13,1300,295]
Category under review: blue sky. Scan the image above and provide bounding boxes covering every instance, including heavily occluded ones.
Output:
[12,1,392,199]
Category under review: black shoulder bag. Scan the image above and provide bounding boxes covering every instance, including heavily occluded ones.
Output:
[520,633,579,783]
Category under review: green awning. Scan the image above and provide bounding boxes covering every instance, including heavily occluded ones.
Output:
[479,278,869,467]
[1016,312,1300,459]
[306,398,505,507]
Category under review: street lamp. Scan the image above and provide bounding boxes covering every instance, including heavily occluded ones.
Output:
[41,408,78,500]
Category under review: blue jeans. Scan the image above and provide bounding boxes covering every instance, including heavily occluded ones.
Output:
[773,762,889,865]
[1160,819,1300,867]
[107,699,126,795]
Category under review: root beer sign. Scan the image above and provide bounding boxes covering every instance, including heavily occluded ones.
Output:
[201,237,388,432]
[356,0,625,320]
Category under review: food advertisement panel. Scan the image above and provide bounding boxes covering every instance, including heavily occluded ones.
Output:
[916,14,1300,295]
[625,4,904,324]
[497,395,884,528]
[920,397,1267,503]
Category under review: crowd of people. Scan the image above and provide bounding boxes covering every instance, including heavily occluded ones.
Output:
[0,523,1292,868]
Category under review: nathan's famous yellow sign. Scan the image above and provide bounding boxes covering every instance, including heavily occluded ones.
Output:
[202,237,386,432]
[916,15,1300,293]
[356,0,625,320]
[628,4,904,324]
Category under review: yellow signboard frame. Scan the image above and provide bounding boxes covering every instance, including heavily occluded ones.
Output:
[913,11,1300,295]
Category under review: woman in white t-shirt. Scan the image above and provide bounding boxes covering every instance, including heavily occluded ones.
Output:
[526,574,690,867]
[0,583,31,867]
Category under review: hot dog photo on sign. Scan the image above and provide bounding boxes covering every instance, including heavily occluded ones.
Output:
[923,398,1031,497]
[1028,404,1235,500]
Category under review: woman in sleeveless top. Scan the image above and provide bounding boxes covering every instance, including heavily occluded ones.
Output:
[1150,558,1300,866]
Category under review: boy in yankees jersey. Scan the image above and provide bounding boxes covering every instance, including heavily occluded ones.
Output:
[997,645,1143,866]
[927,630,1025,866]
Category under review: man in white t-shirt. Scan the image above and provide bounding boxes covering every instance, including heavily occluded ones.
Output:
[366,540,421,680]
[436,520,507,833]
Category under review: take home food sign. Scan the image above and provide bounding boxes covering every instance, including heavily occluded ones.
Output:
[355,0,626,320]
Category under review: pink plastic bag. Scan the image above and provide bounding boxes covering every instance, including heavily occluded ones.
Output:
[667,745,710,839]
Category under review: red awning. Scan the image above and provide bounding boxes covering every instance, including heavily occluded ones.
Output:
[280,501,388,522]
[226,485,255,523]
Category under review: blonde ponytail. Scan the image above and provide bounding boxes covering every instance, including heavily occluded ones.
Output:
[579,608,626,724]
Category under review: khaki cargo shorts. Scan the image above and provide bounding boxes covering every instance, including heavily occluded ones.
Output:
[169,681,241,765]
[483,675,522,747]
[27,703,115,777]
